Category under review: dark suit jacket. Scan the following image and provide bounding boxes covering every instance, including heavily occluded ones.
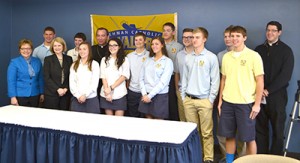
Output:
[44,54,73,96]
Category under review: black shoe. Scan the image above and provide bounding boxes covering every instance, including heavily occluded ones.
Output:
[218,158,226,163]
[203,160,213,163]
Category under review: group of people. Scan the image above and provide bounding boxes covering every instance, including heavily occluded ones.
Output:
[7,21,294,163]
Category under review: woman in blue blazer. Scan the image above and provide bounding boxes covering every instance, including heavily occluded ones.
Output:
[7,39,44,107]
[44,37,73,110]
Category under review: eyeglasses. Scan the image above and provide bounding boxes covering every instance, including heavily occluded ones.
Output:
[182,36,194,40]
[109,44,119,48]
[20,48,32,51]
[266,29,278,33]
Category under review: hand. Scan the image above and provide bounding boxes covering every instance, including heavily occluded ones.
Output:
[78,95,87,104]
[11,97,19,106]
[105,93,112,102]
[141,95,151,103]
[249,104,260,119]
[57,88,65,96]
[217,100,222,116]
[262,89,269,97]
[39,95,44,103]
[104,86,112,96]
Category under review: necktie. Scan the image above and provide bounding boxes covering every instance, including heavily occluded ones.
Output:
[27,59,35,77]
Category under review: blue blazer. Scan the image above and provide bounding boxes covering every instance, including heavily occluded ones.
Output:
[7,55,44,97]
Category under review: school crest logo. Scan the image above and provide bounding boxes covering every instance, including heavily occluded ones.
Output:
[240,60,246,66]
[142,56,147,62]
[199,60,205,67]
[156,63,161,68]
[171,48,177,54]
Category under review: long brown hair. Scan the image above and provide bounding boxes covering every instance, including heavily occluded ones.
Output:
[73,42,93,72]
[149,36,168,57]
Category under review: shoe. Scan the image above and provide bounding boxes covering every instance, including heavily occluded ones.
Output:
[203,160,213,163]
[218,158,226,163]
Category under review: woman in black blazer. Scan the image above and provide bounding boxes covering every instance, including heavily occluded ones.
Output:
[44,37,73,110]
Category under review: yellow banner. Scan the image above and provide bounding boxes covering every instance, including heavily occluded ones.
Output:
[90,13,177,53]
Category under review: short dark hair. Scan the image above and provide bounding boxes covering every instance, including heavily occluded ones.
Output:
[74,32,86,41]
[182,28,193,33]
[134,32,146,40]
[44,26,55,34]
[266,21,282,31]
[163,22,175,31]
[96,27,109,36]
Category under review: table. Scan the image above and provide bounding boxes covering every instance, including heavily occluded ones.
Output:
[0,105,202,163]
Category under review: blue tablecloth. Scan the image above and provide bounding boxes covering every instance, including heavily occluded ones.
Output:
[0,105,202,163]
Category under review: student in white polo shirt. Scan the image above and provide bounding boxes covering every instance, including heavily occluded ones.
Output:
[69,42,100,113]
[100,38,130,116]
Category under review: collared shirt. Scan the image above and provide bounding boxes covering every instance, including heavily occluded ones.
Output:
[166,40,184,69]
[67,48,78,62]
[174,48,192,91]
[181,48,220,103]
[217,48,230,68]
[221,46,264,104]
[139,55,173,99]
[69,60,100,99]
[32,43,52,65]
[100,56,130,99]
[127,49,149,93]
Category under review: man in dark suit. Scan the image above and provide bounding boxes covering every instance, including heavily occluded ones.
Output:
[92,27,109,113]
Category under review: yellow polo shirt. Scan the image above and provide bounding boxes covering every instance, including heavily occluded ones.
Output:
[221,46,264,104]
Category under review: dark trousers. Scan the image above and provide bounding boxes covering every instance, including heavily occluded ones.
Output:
[126,89,143,118]
[44,94,71,111]
[17,95,39,107]
[256,89,287,155]
[168,74,179,121]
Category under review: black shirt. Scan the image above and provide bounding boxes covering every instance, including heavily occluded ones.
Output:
[255,40,294,94]
[91,44,108,64]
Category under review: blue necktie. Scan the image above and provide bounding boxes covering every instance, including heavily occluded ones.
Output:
[27,59,35,77]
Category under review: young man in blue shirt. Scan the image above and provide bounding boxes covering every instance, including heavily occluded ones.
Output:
[182,27,220,163]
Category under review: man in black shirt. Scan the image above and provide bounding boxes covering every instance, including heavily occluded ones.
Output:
[92,27,109,113]
[255,21,294,155]
[92,27,109,64]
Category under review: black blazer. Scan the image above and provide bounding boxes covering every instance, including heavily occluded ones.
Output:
[44,54,73,96]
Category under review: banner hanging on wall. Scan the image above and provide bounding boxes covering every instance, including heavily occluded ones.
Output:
[90,13,177,53]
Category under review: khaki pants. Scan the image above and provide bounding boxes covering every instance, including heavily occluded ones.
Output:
[176,90,186,121]
[183,97,214,161]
